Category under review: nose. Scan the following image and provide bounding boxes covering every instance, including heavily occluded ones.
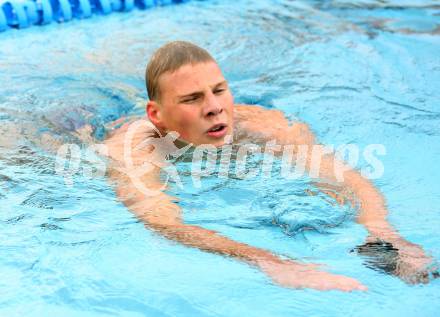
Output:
[203,91,223,117]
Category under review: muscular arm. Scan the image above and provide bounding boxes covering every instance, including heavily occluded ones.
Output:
[240,105,435,283]
[104,118,366,291]
[115,171,282,265]
[312,145,435,283]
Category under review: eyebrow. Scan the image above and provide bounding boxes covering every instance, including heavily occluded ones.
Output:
[177,80,227,100]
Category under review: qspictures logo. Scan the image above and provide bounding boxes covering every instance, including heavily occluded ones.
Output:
[55,119,386,195]
[122,119,192,196]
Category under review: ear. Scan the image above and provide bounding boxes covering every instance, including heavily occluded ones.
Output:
[147,100,165,130]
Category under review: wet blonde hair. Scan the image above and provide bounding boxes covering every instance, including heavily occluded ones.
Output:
[145,41,215,102]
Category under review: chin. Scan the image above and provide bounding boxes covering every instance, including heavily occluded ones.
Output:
[187,136,223,148]
[211,140,227,148]
[209,135,233,148]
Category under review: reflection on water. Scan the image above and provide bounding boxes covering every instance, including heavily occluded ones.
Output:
[0,1,439,316]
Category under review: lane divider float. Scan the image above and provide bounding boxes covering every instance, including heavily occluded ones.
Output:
[0,0,188,32]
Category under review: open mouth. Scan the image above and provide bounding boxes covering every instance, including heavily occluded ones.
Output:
[207,124,227,137]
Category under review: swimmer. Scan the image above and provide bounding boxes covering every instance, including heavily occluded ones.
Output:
[104,41,436,291]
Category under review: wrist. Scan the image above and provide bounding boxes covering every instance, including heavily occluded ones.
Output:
[362,219,400,241]
[254,255,285,268]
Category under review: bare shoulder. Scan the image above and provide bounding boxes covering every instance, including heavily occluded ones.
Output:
[288,121,316,145]
[103,119,178,223]
[233,104,315,145]
[105,117,157,164]
[234,104,288,125]
[104,117,165,204]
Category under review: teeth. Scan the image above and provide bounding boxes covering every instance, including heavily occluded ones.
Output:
[211,126,222,132]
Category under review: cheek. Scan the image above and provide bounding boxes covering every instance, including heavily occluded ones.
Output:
[222,92,234,110]
[177,109,199,125]
[174,109,201,135]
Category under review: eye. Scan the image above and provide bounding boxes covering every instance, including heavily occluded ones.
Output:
[181,96,199,104]
[213,88,225,95]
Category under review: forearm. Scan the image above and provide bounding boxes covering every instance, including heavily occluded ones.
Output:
[145,219,368,291]
[342,169,399,239]
[145,220,284,266]
[315,154,399,239]
[109,167,286,269]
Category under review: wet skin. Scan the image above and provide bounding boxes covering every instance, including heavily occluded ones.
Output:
[104,62,435,291]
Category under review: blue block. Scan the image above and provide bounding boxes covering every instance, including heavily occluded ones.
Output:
[110,0,122,11]
[49,0,73,22]
[122,0,134,11]
[135,0,154,10]
[1,0,29,28]
[90,0,112,14]
[0,6,7,31]
[22,0,38,25]
[35,0,53,25]
[71,0,92,18]
[158,0,172,5]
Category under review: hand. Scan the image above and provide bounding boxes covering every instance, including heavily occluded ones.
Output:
[356,236,438,284]
[258,260,367,292]
[391,238,438,284]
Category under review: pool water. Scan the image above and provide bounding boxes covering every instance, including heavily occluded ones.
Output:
[1,1,440,316]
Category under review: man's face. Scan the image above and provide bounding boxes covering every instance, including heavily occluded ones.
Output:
[151,61,234,147]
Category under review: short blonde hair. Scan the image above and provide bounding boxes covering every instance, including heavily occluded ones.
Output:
[146,41,215,101]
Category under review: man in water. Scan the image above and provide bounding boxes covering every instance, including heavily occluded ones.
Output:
[104,41,435,291]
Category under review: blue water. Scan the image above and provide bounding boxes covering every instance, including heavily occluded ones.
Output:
[1,1,440,316]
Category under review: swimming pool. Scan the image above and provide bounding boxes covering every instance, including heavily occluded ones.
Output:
[1,0,440,316]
